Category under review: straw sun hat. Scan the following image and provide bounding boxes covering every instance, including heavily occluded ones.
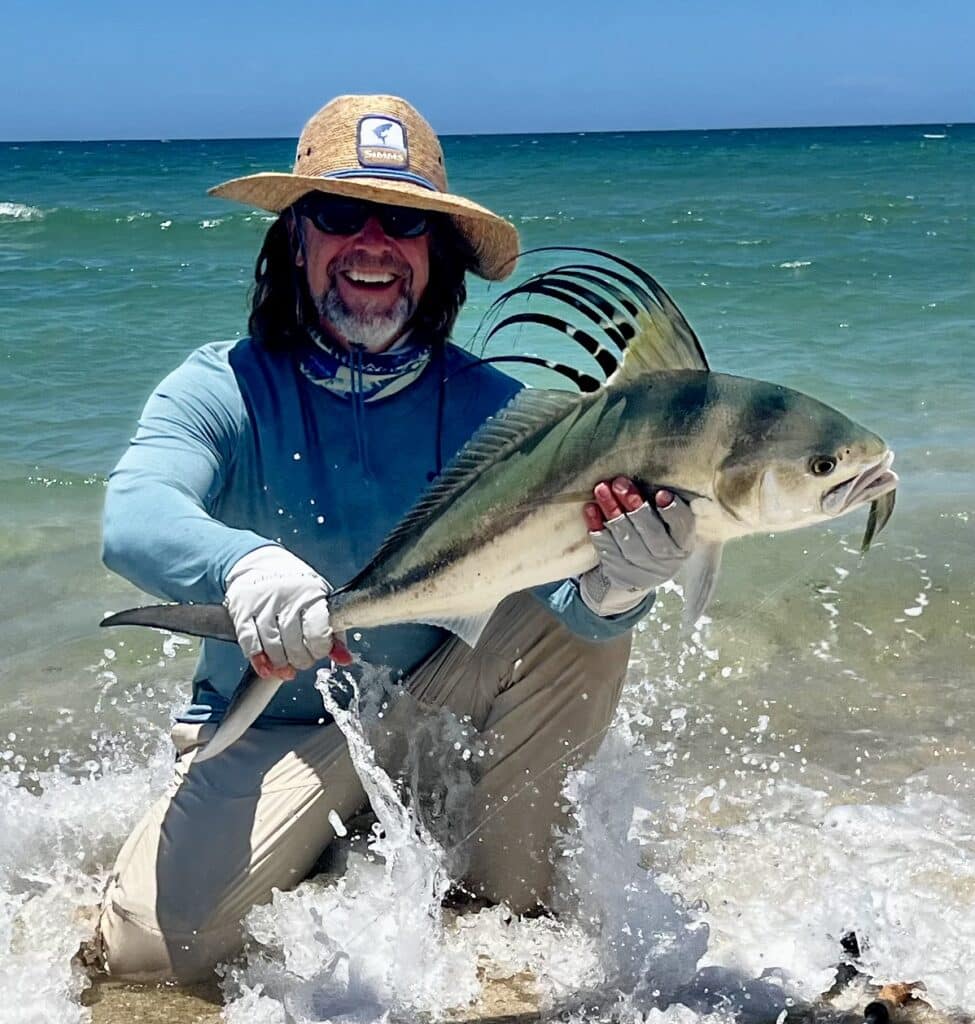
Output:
[209,94,520,281]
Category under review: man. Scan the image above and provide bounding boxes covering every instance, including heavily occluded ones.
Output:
[94,94,694,982]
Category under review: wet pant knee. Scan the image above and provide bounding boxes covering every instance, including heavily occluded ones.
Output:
[97,893,242,984]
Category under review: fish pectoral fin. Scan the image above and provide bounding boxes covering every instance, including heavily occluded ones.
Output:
[417,609,497,648]
[100,602,237,643]
[681,542,724,629]
[861,488,896,554]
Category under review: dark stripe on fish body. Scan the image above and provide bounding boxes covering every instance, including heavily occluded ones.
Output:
[331,499,535,608]
[726,384,794,461]
[652,373,717,441]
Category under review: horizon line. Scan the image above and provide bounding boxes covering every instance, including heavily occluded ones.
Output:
[1,118,970,146]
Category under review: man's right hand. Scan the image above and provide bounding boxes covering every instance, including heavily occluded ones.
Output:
[224,546,352,680]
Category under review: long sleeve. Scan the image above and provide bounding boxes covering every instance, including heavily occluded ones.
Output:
[102,344,271,604]
[532,579,655,641]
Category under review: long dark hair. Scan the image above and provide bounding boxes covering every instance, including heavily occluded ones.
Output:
[248,203,475,352]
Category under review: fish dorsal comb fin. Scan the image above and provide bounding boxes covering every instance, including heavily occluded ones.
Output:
[608,293,708,382]
[472,353,603,392]
[479,247,709,388]
[339,388,581,592]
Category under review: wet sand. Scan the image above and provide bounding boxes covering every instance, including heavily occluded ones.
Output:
[85,977,224,1024]
[82,968,963,1024]
[84,972,544,1024]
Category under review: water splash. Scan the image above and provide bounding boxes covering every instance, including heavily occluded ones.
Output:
[222,667,482,1022]
[0,731,173,1023]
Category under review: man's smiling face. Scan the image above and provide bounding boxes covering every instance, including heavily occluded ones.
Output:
[295,197,431,354]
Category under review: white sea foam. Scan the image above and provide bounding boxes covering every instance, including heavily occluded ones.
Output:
[222,669,483,1021]
[658,779,975,1010]
[552,724,712,1014]
[0,733,172,1023]
[0,884,93,1024]
[218,653,832,1022]
[0,202,42,220]
[222,668,599,1022]
[778,260,812,269]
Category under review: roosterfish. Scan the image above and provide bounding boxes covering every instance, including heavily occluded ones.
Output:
[102,249,898,761]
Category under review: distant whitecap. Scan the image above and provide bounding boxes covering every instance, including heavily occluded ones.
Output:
[0,202,42,220]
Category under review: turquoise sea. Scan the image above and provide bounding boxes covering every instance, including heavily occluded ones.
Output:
[1,125,973,1021]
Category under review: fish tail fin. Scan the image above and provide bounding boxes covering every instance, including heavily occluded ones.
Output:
[100,603,237,642]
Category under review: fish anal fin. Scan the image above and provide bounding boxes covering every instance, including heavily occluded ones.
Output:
[681,542,724,629]
[416,609,497,648]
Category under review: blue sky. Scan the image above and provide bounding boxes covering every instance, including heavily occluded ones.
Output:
[2,0,972,140]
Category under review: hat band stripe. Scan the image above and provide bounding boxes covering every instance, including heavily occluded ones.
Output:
[319,168,440,192]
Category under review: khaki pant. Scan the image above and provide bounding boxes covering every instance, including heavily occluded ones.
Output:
[95,593,631,983]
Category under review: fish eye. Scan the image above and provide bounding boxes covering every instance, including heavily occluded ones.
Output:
[809,455,837,476]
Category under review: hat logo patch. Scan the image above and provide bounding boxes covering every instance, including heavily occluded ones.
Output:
[357,116,409,170]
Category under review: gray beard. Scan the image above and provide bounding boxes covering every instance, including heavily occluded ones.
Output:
[317,287,415,353]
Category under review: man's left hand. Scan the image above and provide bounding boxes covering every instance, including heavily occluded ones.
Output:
[579,476,695,616]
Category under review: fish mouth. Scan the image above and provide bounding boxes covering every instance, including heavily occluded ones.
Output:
[821,450,898,517]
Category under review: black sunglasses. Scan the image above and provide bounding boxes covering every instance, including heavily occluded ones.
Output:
[295,195,431,239]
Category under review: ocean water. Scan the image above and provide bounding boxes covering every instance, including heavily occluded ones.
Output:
[0,124,973,1022]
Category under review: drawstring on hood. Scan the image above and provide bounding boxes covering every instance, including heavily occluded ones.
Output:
[350,343,368,475]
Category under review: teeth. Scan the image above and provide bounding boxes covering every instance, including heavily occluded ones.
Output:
[346,270,397,284]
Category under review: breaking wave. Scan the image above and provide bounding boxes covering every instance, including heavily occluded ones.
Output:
[0,202,43,220]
